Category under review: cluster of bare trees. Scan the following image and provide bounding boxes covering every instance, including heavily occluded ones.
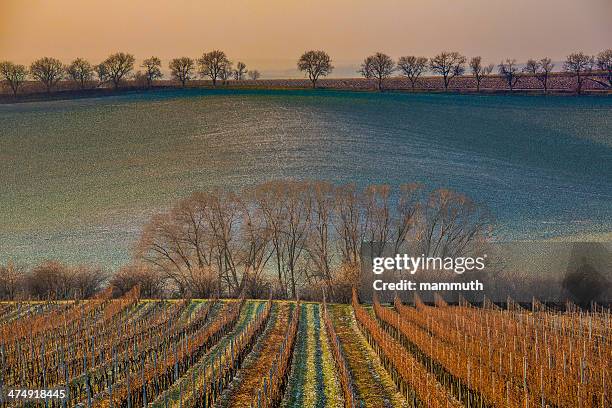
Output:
[1,181,490,301]
[0,261,107,300]
[0,259,167,300]
[356,49,611,92]
[0,51,262,96]
[134,181,491,301]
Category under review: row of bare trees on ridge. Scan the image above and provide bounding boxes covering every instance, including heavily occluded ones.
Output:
[1,49,610,96]
[0,51,260,96]
[0,181,491,302]
[350,49,611,92]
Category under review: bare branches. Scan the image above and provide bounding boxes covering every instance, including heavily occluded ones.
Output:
[26,261,108,299]
[469,56,493,92]
[66,58,94,89]
[0,61,28,96]
[359,52,395,91]
[248,69,261,80]
[198,50,231,86]
[420,189,491,259]
[595,49,612,88]
[110,263,164,298]
[564,52,594,94]
[141,56,163,88]
[523,57,554,93]
[430,51,466,90]
[297,50,334,88]
[169,57,195,87]
[234,61,248,81]
[30,57,64,93]
[498,59,521,91]
[397,56,428,89]
[0,261,26,299]
[100,52,135,89]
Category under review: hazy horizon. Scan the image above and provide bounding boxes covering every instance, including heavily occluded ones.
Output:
[1,0,611,78]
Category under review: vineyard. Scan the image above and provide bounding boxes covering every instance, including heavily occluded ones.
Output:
[0,289,609,408]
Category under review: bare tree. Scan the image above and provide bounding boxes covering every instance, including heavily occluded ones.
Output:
[237,193,273,297]
[392,183,423,253]
[26,261,106,299]
[94,63,109,86]
[110,263,164,298]
[564,52,594,94]
[100,52,135,89]
[169,57,195,87]
[498,59,521,91]
[188,266,220,298]
[70,265,108,298]
[248,70,261,80]
[469,56,494,92]
[30,57,64,93]
[233,61,248,80]
[362,184,392,258]
[283,183,312,299]
[219,61,234,85]
[198,50,231,86]
[297,50,334,88]
[430,51,466,90]
[334,183,367,268]
[523,57,554,93]
[420,189,491,259]
[0,61,28,96]
[359,52,395,91]
[137,194,213,296]
[253,181,290,297]
[26,261,70,299]
[307,181,336,294]
[0,261,26,299]
[204,190,243,296]
[595,49,612,88]
[141,56,163,88]
[66,58,94,89]
[397,56,428,89]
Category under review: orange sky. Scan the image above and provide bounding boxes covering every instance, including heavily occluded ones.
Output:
[1,0,610,77]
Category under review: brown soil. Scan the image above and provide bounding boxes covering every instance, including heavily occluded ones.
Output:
[224,302,292,407]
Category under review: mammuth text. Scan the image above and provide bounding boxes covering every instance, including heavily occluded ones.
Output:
[373,280,484,291]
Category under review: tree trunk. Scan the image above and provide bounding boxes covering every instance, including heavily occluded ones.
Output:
[290,269,296,299]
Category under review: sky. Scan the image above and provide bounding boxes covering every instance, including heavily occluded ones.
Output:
[1,0,610,78]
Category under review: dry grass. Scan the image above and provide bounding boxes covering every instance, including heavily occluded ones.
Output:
[329,304,407,408]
